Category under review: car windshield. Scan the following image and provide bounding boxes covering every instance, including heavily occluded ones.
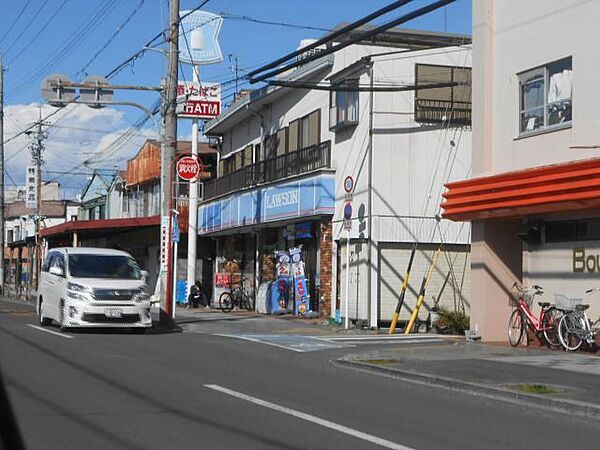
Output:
[68,254,142,279]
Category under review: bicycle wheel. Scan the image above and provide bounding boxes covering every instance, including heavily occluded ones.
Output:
[541,307,562,349]
[558,313,584,351]
[508,309,524,347]
[241,293,254,311]
[219,292,234,313]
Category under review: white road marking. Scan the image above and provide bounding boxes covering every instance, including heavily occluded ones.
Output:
[205,384,416,450]
[325,335,443,341]
[213,333,306,352]
[27,324,73,339]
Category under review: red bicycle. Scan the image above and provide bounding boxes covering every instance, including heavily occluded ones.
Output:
[508,283,562,348]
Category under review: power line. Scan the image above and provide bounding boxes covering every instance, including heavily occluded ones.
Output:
[6,0,119,96]
[3,0,51,59]
[76,0,147,79]
[106,0,213,80]
[0,0,33,47]
[220,13,331,32]
[247,0,414,79]
[250,0,458,84]
[5,0,69,65]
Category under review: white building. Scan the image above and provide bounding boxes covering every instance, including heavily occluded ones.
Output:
[203,25,472,327]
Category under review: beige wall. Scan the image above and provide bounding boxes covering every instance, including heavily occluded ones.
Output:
[470,0,600,341]
[472,0,600,178]
[471,220,522,342]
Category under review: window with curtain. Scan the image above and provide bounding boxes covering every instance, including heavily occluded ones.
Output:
[519,57,572,134]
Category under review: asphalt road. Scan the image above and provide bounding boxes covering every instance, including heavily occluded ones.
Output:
[1,298,599,450]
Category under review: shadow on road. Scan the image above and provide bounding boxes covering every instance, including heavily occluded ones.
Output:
[0,324,305,450]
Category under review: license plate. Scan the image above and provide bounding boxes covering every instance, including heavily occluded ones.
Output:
[105,308,123,318]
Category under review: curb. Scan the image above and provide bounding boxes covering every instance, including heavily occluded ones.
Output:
[336,358,600,420]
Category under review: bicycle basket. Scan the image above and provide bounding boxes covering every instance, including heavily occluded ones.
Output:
[520,291,534,307]
[553,293,584,311]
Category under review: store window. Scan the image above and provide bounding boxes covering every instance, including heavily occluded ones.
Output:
[519,57,572,134]
[545,218,600,243]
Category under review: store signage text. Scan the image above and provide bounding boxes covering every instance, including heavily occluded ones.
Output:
[572,248,600,273]
[177,82,221,119]
[265,189,299,210]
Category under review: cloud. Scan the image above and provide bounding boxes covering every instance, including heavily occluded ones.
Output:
[4,102,158,199]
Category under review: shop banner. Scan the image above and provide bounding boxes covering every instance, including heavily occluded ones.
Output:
[273,251,291,313]
[289,247,311,316]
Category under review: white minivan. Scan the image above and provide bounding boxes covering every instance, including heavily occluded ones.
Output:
[37,247,152,332]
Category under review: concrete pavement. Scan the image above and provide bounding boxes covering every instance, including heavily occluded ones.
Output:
[339,340,600,418]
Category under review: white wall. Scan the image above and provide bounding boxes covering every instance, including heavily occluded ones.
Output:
[473,0,600,176]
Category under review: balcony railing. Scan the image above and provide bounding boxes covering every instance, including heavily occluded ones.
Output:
[204,140,331,200]
[415,99,472,127]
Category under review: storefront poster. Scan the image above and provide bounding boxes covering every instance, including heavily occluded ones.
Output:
[215,272,231,288]
[274,251,291,312]
[289,247,311,316]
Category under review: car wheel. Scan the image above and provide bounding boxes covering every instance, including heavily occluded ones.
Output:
[38,298,52,326]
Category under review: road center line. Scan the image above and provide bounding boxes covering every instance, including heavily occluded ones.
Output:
[27,324,73,339]
[205,384,415,450]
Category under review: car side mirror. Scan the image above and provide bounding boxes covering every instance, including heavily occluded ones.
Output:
[49,266,64,277]
[140,270,149,281]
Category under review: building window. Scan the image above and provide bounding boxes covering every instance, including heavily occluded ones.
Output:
[296,109,321,149]
[544,218,600,243]
[414,63,472,126]
[329,80,359,131]
[519,57,572,134]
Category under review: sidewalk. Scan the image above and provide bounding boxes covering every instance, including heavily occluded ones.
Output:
[338,339,600,418]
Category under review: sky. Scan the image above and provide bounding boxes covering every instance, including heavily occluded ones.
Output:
[0,0,471,198]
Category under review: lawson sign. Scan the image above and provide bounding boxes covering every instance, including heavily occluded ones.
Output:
[198,174,335,234]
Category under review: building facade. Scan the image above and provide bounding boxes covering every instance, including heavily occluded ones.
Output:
[203,26,472,325]
[442,0,596,341]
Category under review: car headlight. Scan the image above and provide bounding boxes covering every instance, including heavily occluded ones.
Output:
[66,282,93,300]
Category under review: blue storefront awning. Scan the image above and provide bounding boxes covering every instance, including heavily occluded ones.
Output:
[198,174,335,234]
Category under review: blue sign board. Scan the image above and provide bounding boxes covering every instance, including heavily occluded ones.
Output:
[179,11,223,65]
[171,214,180,243]
[198,174,335,234]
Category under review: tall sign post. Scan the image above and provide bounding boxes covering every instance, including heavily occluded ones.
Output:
[343,176,354,330]
[178,10,223,304]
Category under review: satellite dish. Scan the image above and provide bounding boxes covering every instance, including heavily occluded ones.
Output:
[41,74,76,107]
[80,76,113,108]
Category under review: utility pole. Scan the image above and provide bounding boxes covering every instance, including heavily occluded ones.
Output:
[229,54,239,97]
[27,108,49,293]
[0,53,4,296]
[160,0,179,322]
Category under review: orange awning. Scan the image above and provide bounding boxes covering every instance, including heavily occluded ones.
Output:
[442,157,600,221]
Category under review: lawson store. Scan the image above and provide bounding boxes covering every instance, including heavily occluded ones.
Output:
[198,173,335,316]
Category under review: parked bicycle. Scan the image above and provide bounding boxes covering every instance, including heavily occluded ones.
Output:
[219,277,253,313]
[508,283,562,348]
[556,290,599,351]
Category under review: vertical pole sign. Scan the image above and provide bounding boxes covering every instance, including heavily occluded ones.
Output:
[178,10,223,303]
[343,176,354,330]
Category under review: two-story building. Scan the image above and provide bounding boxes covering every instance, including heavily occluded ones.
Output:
[202,25,472,327]
[442,0,596,341]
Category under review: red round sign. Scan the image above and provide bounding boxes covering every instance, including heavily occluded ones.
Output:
[176,156,201,181]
